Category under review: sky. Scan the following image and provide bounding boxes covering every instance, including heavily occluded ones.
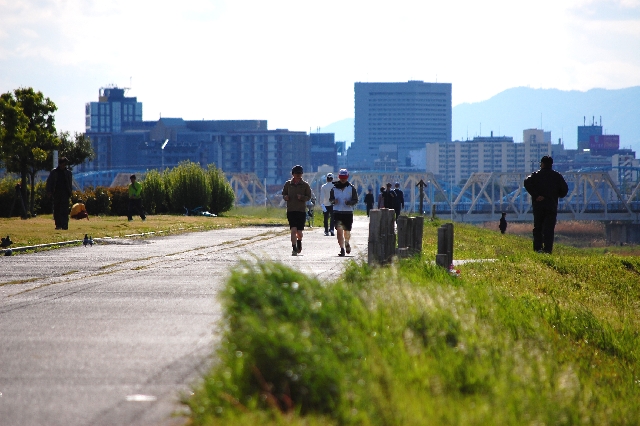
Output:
[1,0,639,141]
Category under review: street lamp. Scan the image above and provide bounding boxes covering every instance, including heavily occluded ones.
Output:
[161,139,169,171]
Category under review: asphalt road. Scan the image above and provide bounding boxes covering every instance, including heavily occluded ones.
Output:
[0,216,369,426]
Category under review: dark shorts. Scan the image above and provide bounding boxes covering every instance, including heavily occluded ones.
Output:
[333,212,354,231]
[287,211,306,230]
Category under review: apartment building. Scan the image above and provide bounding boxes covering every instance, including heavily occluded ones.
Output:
[426,132,551,183]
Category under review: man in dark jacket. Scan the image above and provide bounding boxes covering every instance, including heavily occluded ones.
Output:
[524,156,569,254]
[382,183,395,209]
[46,157,73,230]
[363,188,375,217]
[393,182,405,221]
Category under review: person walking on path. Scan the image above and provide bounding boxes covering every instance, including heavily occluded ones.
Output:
[392,182,405,221]
[10,182,29,219]
[320,173,335,236]
[127,174,146,222]
[329,169,358,257]
[377,186,385,208]
[382,182,395,209]
[364,188,375,217]
[524,155,569,254]
[46,157,73,230]
[282,165,312,256]
[499,212,507,234]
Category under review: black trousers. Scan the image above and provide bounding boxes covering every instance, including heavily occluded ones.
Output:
[53,197,70,230]
[128,198,146,220]
[323,205,334,233]
[532,203,558,253]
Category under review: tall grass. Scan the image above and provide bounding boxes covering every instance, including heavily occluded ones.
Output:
[185,220,640,425]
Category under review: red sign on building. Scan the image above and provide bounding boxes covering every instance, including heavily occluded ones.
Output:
[590,135,619,151]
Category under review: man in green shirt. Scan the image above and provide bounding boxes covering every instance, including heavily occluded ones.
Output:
[127,174,146,221]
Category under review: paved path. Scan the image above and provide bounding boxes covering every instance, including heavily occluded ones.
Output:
[0,217,369,426]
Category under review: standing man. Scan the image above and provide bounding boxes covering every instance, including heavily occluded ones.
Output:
[377,186,385,208]
[320,173,335,236]
[127,174,146,222]
[10,182,29,219]
[282,165,312,256]
[330,169,358,257]
[382,182,395,209]
[524,156,568,254]
[499,212,507,234]
[393,182,405,221]
[46,157,73,230]
[364,188,375,217]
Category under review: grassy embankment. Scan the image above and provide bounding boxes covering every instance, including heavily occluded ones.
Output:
[184,218,640,425]
[0,206,292,250]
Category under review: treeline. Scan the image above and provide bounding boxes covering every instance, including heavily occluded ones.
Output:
[0,161,234,218]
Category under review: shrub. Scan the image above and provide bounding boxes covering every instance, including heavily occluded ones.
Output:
[165,161,210,214]
[188,262,369,423]
[0,176,19,217]
[34,181,52,215]
[83,186,112,215]
[142,169,167,214]
[207,164,234,215]
[109,186,129,217]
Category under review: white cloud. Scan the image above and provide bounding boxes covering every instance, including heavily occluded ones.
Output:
[0,0,639,134]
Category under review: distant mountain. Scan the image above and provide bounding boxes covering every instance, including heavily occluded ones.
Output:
[320,86,640,154]
[319,118,354,146]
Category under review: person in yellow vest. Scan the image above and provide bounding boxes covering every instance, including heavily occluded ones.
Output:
[70,202,89,220]
[127,174,146,221]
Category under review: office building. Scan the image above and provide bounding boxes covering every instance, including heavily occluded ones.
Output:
[83,88,312,186]
[309,133,338,172]
[578,117,603,151]
[348,81,452,171]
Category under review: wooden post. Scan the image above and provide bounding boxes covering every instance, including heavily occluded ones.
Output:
[436,223,454,268]
[410,216,424,255]
[395,215,424,257]
[416,179,426,215]
[368,208,396,265]
[397,216,408,250]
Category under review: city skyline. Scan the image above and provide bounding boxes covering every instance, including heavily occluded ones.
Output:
[1,0,639,139]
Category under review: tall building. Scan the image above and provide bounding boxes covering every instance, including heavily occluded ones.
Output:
[86,86,143,133]
[348,81,452,171]
[309,133,338,172]
[578,117,603,151]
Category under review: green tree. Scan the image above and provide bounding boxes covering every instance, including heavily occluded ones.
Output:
[142,169,167,214]
[207,164,235,215]
[0,88,58,216]
[58,131,95,169]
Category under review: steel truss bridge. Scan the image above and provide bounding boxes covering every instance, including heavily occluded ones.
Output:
[73,169,640,224]
[229,171,640,224]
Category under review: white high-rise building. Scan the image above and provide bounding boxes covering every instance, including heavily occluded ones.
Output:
[426,135,551,184]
